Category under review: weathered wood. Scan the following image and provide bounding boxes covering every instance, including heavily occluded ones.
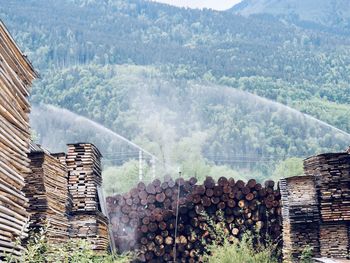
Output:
[66,143,110,253]
[0,21,37,259]
[24,147,70,243]
[66,143,103,213]
[280,151,350,262]
[304,153,350,222]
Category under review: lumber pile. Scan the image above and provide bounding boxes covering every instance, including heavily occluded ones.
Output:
[24,145,70,243]
[66,143,102,212]
[304,153,350,222]
[319,223,349,258]
[67,143,109,252]
[0,21,37,258]
[280,175,320,262]
[280,151,350,261]
[107,176,282,262]
[304,152,350,259]
[69,212,109,251]
[0,21,109,255]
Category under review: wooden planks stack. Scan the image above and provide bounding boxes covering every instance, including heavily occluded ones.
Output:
[0,21,37,258]
[280,152,350,261]
[24,144,70,243]
[279,175,320,262]
[69,212,109,251]
[66,143,102,212]
[107,176,282,262]
[66,143,109,252]
[303,152,350,259]
[304,153,350,221]
[319,223,349,258]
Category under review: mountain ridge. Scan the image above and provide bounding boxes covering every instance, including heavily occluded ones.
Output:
[231,0,350,30]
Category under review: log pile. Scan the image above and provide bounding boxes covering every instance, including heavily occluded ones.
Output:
[107,176,282,262]
[0,21,37,258]
[279,175,320,262]
[67,143,109,252]
[24,145,70,243]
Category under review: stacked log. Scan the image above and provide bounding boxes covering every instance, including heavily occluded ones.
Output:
[66,143,109,252]
[107,176,282,262]
[0,21,37,258]
[279,175,320,262]
[24,145,70,243]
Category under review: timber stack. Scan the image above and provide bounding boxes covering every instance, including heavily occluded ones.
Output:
[0,21,37,258]
[280,151,350,262]
[279,175,320,262]
[304,153,350,221]
[24,144,70,243]
[67,143,109,252]
[107,176,282,262]
[304,152,350,259]
[0,20,110,257]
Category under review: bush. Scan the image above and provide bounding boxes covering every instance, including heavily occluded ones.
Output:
[300,245,313,263]
[201,211,279,263]
[204,234,279,263]
[5,228,132,263]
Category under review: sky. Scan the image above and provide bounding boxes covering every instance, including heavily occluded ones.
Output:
[152,0,243,11]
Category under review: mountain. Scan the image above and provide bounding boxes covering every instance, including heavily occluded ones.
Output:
[232,0,350,31]
[1,0,350,180]
[2,0,350,83]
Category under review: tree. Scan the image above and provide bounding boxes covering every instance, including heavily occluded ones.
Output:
[272,157,303,181]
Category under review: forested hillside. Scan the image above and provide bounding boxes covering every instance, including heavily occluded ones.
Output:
[2,0,350,185]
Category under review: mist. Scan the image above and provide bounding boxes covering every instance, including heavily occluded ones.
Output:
[30,70,350,193]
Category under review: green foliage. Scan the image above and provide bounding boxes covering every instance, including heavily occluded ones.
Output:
[2,0,350,182]
[199,211,279,263]
[4,0,350,89]
[272,157,304,181]
[103,160,143,195]
[30,129,40,144]
[300,245,313,263]
[5,228,132,263]
[30,64,350,183]
[204,234,278,263]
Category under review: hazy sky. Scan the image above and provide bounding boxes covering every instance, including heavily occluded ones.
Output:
[152,0,243,11]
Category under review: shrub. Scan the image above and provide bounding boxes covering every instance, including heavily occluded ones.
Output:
[201,211,279,263]
[204,234,279,263]
[5,228,132,263]
[300,245,313,263]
